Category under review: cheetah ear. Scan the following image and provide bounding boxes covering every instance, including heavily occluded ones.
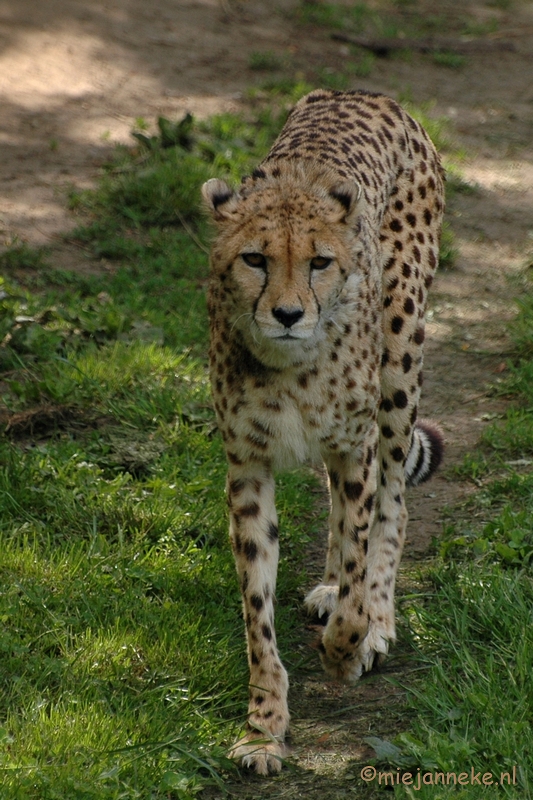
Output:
[202,178,240,222]
[328,180,362,222]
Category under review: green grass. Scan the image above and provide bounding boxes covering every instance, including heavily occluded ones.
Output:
[0,107,324,798]
[0,243,50,272]
[295,0,476,50]
[298,2,376,33]
[394,564,533,797]
[1,111,290,372]
[248,51,285,72]
[376,273,533,797]
[432,51,466,69]
[437,221,458,270]
[0,331,320,797]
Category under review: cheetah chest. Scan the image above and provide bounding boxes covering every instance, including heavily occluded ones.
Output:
[215,330,380,469]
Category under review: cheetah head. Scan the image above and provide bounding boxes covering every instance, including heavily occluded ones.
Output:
[202,165,365,368]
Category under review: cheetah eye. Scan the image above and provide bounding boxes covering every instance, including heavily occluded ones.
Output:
[242,252,267,269]
[310,256,332,270]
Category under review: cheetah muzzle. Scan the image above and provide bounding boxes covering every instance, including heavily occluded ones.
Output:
[202,89,445,775]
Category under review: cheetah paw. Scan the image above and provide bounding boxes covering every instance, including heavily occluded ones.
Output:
[344,624,393,679]
[319,647,365,683]
[357,626,391,673]
[304,583,339,620]
[320,622,393,683]
[229,730,286,775]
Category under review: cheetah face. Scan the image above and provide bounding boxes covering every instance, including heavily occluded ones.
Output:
[203,172,363,367]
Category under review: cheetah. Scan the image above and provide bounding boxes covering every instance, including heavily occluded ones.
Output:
[202,89,445,775]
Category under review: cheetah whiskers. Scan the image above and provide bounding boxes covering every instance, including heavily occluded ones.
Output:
[229,312,255,336]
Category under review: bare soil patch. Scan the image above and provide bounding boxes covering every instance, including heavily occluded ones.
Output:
[2,0,533,795]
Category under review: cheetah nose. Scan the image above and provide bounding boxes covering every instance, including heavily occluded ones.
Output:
[272,306,304,328]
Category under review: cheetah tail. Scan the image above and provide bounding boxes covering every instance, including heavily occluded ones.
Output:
[405,420,444,487]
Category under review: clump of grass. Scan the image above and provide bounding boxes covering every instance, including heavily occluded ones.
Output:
[250,77,314,105]
[297,2,377,34]
[482,407,533,457]
[433,51,466,69]
[0,242,50,271]
[463,17,500,37]
[398,100,453,153]
[79,150,213,227]
[346,51,376,77]
[317,66,349,91]
[438,221,458,270]
[249,50,284,71]
[445,166,479,199]
[298,2,347,29]
[508,283,533,358]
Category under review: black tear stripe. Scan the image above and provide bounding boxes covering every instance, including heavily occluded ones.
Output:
[308,268,322,317]
[251,261,270,318]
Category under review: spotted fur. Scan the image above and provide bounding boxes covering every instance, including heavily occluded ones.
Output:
[202,89,445,775]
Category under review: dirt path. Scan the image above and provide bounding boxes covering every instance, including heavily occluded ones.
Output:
[2,0,532,795]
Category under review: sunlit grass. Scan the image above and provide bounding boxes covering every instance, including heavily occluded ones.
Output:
[390,274,533,796]
[1,182,318,800]
[0,359,318,797]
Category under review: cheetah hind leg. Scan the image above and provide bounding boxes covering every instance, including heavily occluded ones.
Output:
[304,584,339,622]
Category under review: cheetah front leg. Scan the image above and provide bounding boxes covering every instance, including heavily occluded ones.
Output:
[303,466,344,620]
[225,465,289,775]
[312,435,379,683]
[359,473,408,671]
